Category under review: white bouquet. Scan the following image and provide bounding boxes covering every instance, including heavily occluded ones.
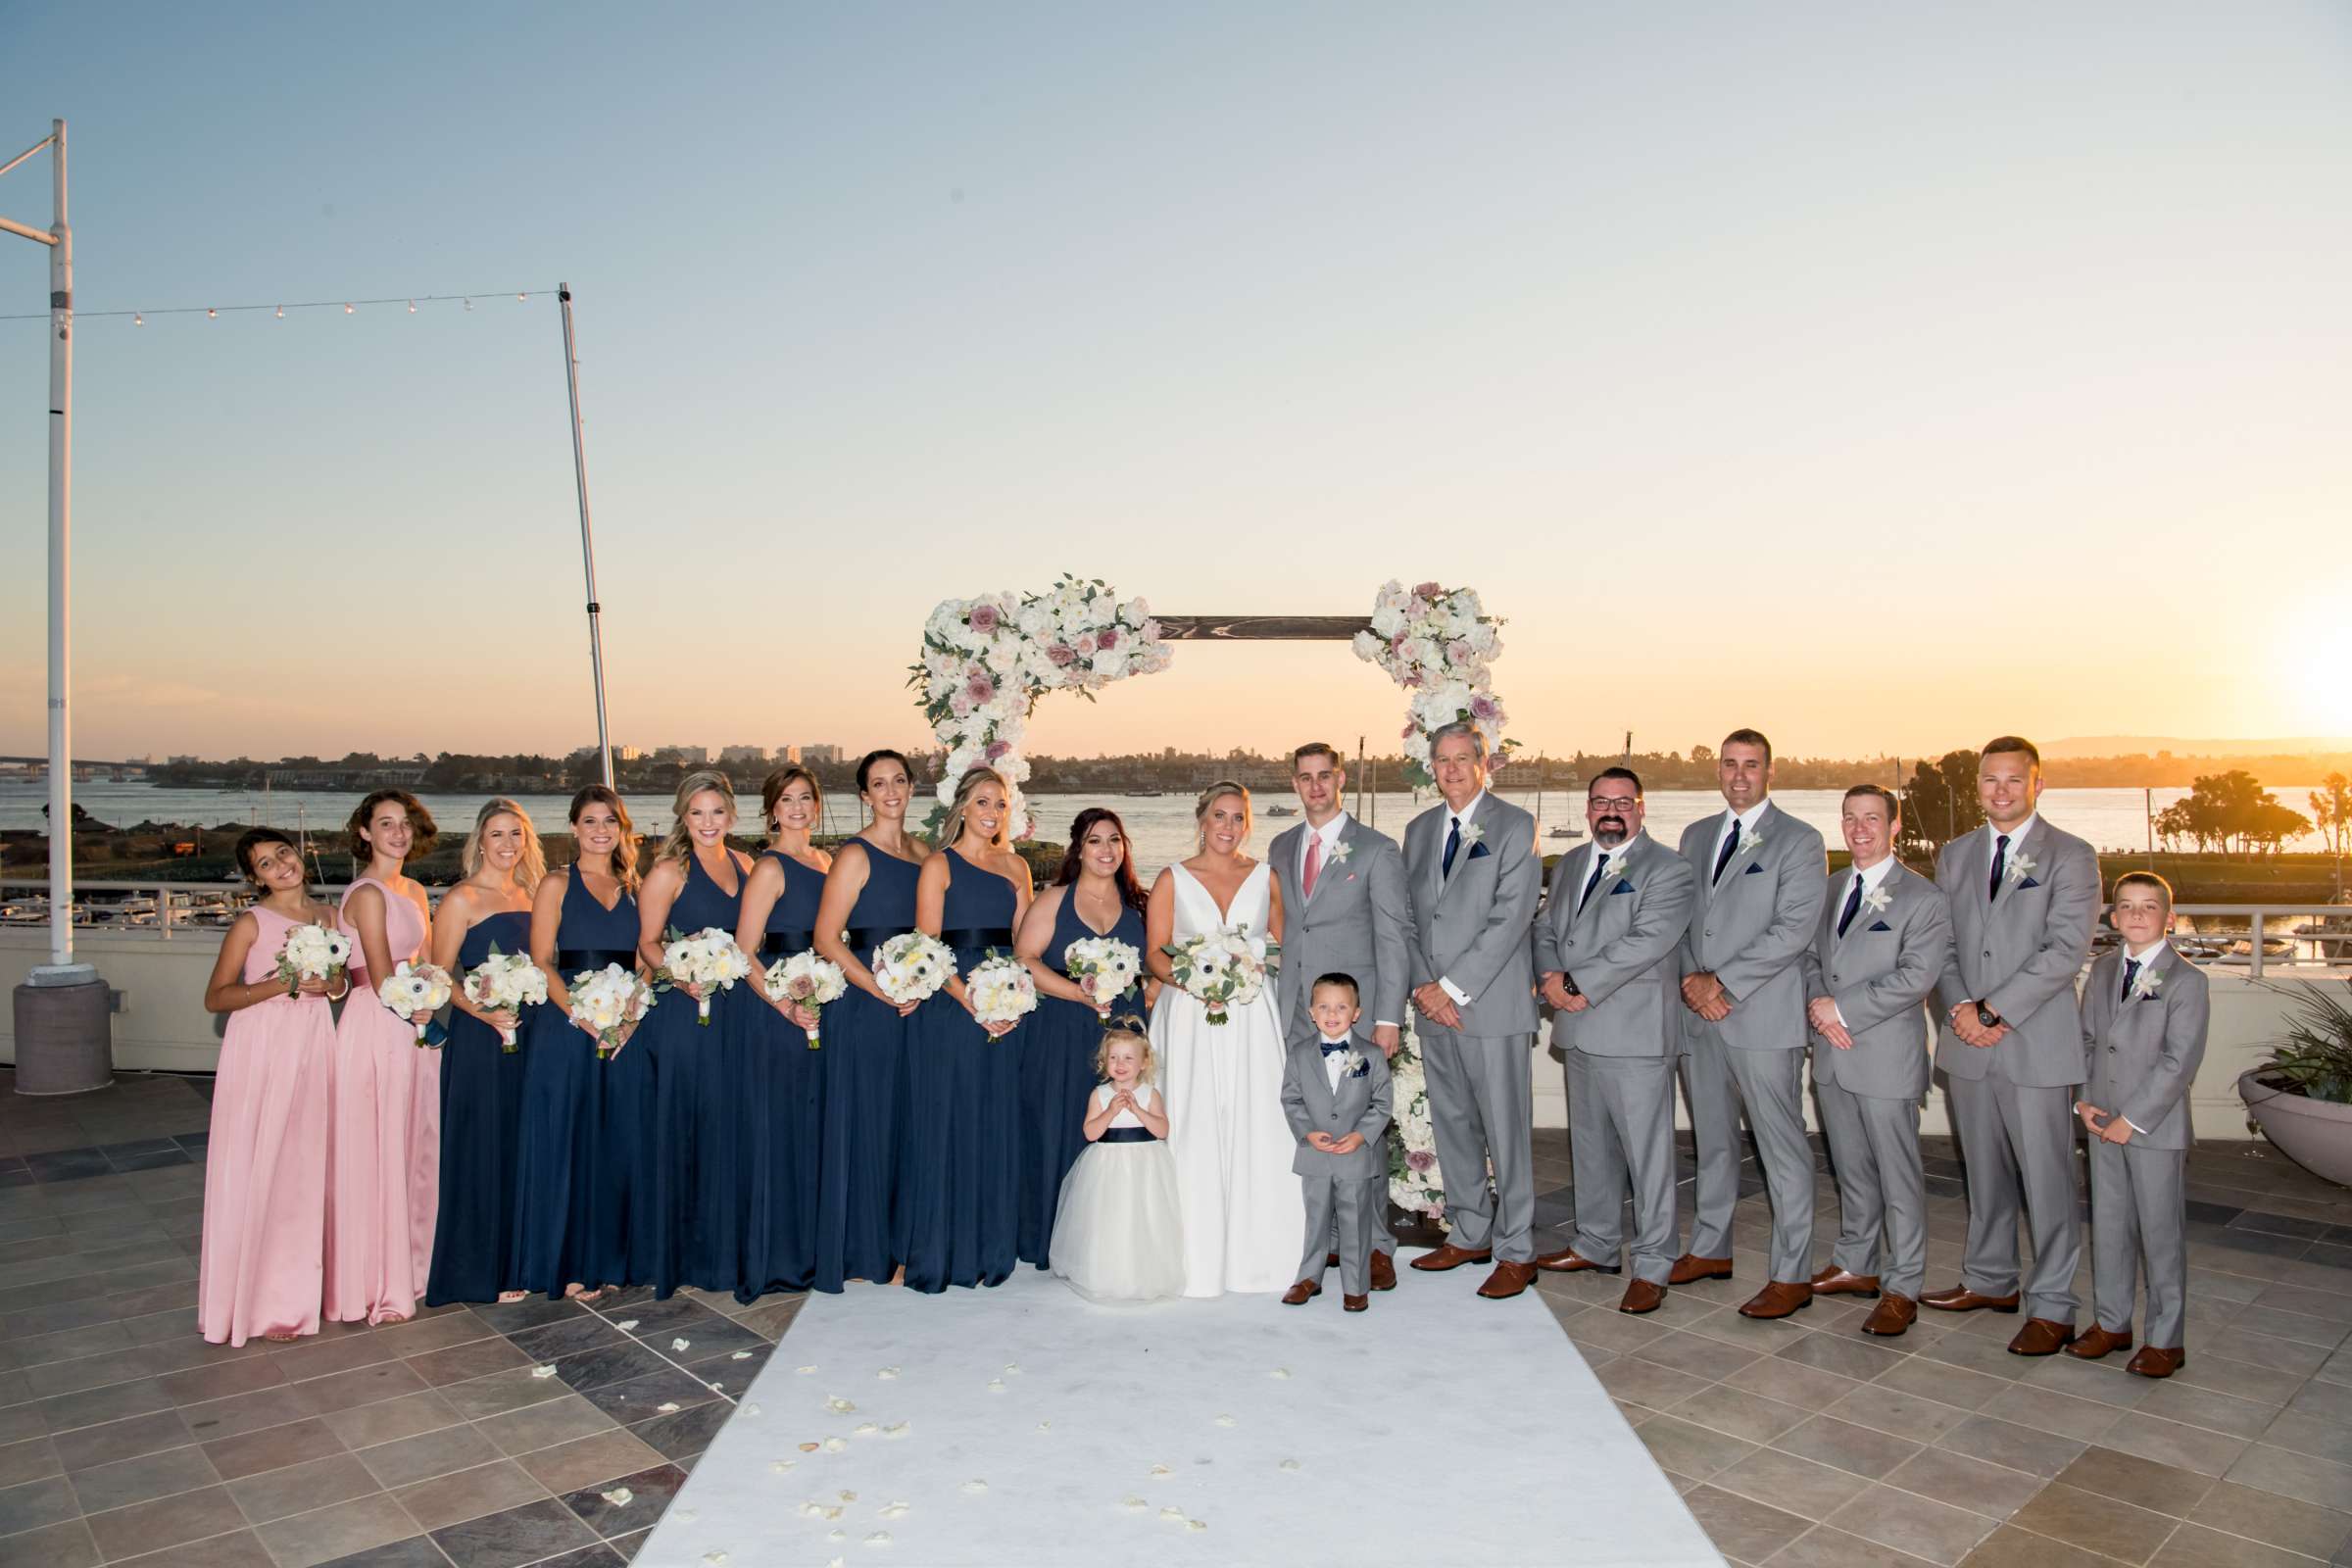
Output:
[661,926,753,1024]
[463,947,550,1052]
[1062,935,1142,1016]
[963,953,1038,1030]
[273,921,352,992]
[763,952,848,1048]
[378,959,454,1046]
[871,932,955,1006]
[1160,927,1278,1026]
[567,963,655,1061]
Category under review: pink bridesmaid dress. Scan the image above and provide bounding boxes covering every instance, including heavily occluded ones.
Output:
[198,905,335,1346]
[324,878,440,1324]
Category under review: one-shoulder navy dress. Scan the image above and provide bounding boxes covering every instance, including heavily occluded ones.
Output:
[643,851,748,1298]
[734,849,825,1300]
[425,908,533,1305]
[1018,890,1149,1267]
[811,839,919,1293]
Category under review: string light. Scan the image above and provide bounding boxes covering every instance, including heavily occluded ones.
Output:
[132,313,142,326]
[343,303,353,314]
[0,288,555,324]
[274,305,283,318]
[406,300,416,313]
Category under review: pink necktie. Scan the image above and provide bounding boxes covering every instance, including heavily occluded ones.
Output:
[1302,834,1322,900]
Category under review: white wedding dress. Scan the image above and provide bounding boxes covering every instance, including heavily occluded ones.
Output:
[1151,860,1306,1297]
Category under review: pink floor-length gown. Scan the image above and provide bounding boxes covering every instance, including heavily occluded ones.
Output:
[197,906,334,1346]
[324,877,440,1324]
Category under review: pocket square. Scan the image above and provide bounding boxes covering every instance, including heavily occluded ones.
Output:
[1867,919,1893,932]
[2019,877,2040,891]
[1467,840,1493,860]
[1609,881,1635,896]
[1742,860,1765,875]
[1348,1058,1371,1078]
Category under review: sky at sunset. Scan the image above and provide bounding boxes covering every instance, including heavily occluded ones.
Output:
[2,3,2349,765]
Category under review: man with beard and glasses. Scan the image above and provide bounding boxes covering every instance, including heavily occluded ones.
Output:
[1530,769,1696,1313]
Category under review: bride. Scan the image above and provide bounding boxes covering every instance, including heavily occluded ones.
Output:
[1146,782,1306,1297]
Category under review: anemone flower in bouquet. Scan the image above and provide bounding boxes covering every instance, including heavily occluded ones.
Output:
[462,947,549,1052]
[1062,935,1142,1016]
[661,927,752,1024]
[963,953,1038,1031]
[871,931,956,1006]
[567,962,655,1061]
[1161,926,1277,1026]
[379,959,454,1046]
[273,922,352,992]
[764,951,847,1048]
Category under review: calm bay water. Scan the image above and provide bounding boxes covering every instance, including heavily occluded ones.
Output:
[4,778,2329,880]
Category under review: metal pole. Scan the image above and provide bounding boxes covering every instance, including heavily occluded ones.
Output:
[40,120,79,978]
[559,283,613,789]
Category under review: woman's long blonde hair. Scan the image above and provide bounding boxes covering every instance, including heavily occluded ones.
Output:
[1094,1024,1156,1087]
[939,767,1011,855]
[657,770,738,869]
[1193,779,1251,851]
[461,797,546,893]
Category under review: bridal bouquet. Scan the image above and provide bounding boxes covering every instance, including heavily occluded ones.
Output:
[871,932,956,1006]
[963,953,1038,1030]
[463,948,549,1052]
[379,959,454,1045]
[1063,935,1142,1015]
[1160,928,1278,1026]
[661,927,752,1024]
[272,922,352,992]
[567,963,654,1061]
[763,952,847,1048]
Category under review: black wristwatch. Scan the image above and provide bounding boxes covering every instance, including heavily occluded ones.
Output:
[1975,1003,2002,1029]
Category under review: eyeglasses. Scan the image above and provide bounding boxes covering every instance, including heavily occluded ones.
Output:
[1588,797,1641,812]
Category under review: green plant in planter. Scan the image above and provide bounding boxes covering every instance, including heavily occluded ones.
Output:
[2258,980,2352,1104]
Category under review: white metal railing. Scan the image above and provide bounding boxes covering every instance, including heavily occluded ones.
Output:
[2166,905,2352,980]
[0,876,439,940]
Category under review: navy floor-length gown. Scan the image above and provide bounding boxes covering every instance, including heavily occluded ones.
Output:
[1018,891,1149,1267]
[897,848,1024,1294]
[811,838,920,1293]
[510,870,640,1297]
[642,851,748,1298]
[425,908,533,1304]
[734,850,825,1301]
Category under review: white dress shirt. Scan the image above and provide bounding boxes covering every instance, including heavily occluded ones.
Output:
[1710,799,1773,871]
[1320,1037,1355,1094]
[1302,811,1396,1029]
[1828,855,1898,1028]
[1580,831,1647,907]
[1986,813,2039,865]
[1436,791,1490,1006]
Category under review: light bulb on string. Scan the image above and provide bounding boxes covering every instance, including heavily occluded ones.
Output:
[516,292,525,302]
[407,300,416,314]
[132,313,142,326]
[344,303,354,315]
[206,308,217,319]
[274,305,283,318]
[463,298,472,311]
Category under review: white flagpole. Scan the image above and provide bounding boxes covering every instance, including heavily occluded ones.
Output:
[559,282,614,788]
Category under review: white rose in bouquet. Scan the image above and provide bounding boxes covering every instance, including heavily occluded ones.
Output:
[871,932,956,1006]
[1062,935,1142,1016]
[462,947,549,1053]
[378,959,454,1046]
[567,963,654,1060]
[962,953,1038,1031]
[763,952,848,1048]
[272,921,352,993]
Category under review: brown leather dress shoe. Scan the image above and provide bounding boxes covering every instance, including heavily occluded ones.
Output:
[2006,1317,2077,1356]
[1809,1265,1881,1298]
[1738,1280,1815,1319]
[2066,1325,2133,1360]
[1618,1278,1666,1314]
[1411,1243,1494,1273]
[1343,1294,1368,1312]
[1534,1246,1620,1274]
[1280,1280,1321,1306]
[1476,1260,1538,1299]
[2125,1345,2184,1379]
[1370,1251,1396,1292]
[1668,1252,1735,1286]
[1920,1284,2021,1313]
[1859,1294,1918,1337]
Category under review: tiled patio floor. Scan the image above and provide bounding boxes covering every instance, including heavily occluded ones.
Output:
[0,1069,2346,1566]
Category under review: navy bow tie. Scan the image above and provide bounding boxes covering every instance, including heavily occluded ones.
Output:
[1320,1040,1350,1055]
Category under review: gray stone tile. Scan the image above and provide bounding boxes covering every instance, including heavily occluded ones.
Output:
[2226,1442,2352,1509]
[2149,1521,2327,1568]
[225,1450,381,1525]
[2184,1477,2352,1559]
[1826,1483,2000,1566]
[2006,1482,2186,1565]
[2050,1446,2217,1517]
[428,1495,598,1568]
[392,1458,549,1532]
[1685,1484,1813,1563]
[46,1408,192,1472]
[1880,1446,2043,1521]
[1712,1445,1873,1521]
[319,1391,466,1451]
[83,1482,248,1562]
[201,1416,346,1482]
[1636,1413,1759,1481]
[0,1517,98,1568]
[111,1526,277,1566]
[355,1422,504,1489]
[1777,1414,1922,1480]
[253,1493,424,1568]
[63,1440,218,1513]
[1936,1415,2090,1479]
[0,1473,77,1538]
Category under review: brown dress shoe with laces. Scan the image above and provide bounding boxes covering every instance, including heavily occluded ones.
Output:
[1860,1294,1918,1336]
[1739,1280,1815,1319]
[1476,1260,1538,1299]
[1534,1246,1620,1274]
[1343,1294,1368,1312]
[2067,1325,2133,1360]
[1920,1284,2021,1313]
[1370,1251,1396,1292]
[1411,1243,1494,1272]
[1280,1280,1321,1306]
[1667,1252,1734,1286]
[1618,1278,1666,1314]
[2125,1345,2184,1379]
[1809,1265,1881,1298]
[2007,1317,2077,1356]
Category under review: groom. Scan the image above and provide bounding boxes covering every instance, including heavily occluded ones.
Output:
[1267,742,1413,1292]
[1401,722,1543,1299]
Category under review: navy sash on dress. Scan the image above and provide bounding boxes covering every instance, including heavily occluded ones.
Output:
[1098,1126,1157,1145]
[939,928,1014,952]
[843,927,911,954]
[760,932,816,959]
[556,948,638,972]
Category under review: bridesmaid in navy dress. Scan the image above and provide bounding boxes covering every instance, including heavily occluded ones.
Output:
[511,785,642,1300]
[634,771,754,1298]
[425,799,544,1305]
[810,750,927,1292]
[899,767,1034,1293]
[1013,807,1154,1268]
[731,766,832,1301]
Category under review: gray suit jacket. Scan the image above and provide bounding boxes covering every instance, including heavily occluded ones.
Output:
[2080,946,2209,1150]
[1801,860,1953,1099]
[1532,835,1695,1059]
[1266,815,1411,1048]
[1401,793,1542,1038]
[1932,818,2099,1088]
[1677,802,1829,1052]
[1281,1038,1394,1180]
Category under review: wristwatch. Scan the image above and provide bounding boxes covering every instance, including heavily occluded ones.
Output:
[1975,1003,2002,1029]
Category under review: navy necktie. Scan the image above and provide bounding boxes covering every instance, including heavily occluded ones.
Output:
[1320,1039,1349,1056]
[1578,854,1609,913]
[1988,833,2010,900]
[1837,874,1865,938]
[1712,820,1741,885]
[2122,957,2140,1004]
[1442,815,1462,878]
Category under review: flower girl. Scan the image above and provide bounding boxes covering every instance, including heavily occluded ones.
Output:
[1049,1025,1184,1302]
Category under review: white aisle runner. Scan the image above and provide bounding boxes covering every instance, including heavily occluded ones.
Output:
[638,1260,1721,1567]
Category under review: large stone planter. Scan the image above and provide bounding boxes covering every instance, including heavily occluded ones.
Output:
[2239,1067,2352,1188]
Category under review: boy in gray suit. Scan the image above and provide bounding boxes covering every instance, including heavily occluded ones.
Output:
[1280,974,1395,1312]
[2068,872,2209,1378]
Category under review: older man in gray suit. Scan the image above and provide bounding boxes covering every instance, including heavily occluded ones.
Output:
[1801,785,1954,1338]
[1401,722,1543,1299]
[1267,741,1412,1292]
[1924,736,2099,1356]
[1531,768,1696,1314]
[1676,728,1830,1320]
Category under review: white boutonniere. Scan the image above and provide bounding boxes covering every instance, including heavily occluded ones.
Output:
[1343,1049,1368,1077]
[2132,964,2165,1001]
[2006,851,2037,886]
[1326,837,1354,865]
[1860,884,1892,916]
[1460,821,1486,848]
[1741,829,1765,858]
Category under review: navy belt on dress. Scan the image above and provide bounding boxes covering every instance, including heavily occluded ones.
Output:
[843,927,910,954]
[938,928,1014,951]
[759,931,816,959]
[1099,1126,1158,1145]
[556,949,638,973]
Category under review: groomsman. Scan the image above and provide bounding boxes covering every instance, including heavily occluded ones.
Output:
[1924,736,2098,1355]
[1676,729,1830,1319]
[1401,723,1543,1299]
[1268,741,1413,1292]
[1800,786,1953,1337]
[1531,769,1696,1314]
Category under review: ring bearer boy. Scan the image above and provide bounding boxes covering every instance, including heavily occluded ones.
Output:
[1281,974,1395,1312]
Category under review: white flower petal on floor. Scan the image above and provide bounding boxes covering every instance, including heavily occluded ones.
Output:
[676,1509,698,1522]
[879,1502,910,1519]
[731,1350,752,1360]
[1148,1463,1171,1478]
[826,1529,846,1542]
[985,1379,1005,1393]
[960,1480,989,1495]
[882,1423,909,1440]
[822,1437,848,1452]
[837,1491,857,1503]
[825,1396,856,1413]
[1187,1520,1208,1533]
[1034,1421,1050,1432]
[709,1382,724,1393]
[1214,1414,1237,1427]
[1004,1362,1020,1373]
[617,1320,639,1331]
[854,1423,878,1437]
[657,1402,681,1414]
[1158,1507,1185,1523]
[796,1365,817,1374]
[744,1404,761,1417]
[876,1366,900,1379]
[865,1532,893,1545]
[1278,1459,1301,1472]
[672,1338,692,1351]
[529,1365,557,1379]
[601,1487,634,1507]
[1121,1496,1149,1513]
[1270,1368,1291,1379]
[769,1460,795,1475]
[703,1552,729,1565]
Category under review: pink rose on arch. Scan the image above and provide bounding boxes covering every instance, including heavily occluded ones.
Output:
[965,671,997,705]
[983,740,1011,763]
[1469,694,1500,724]
[1406,1149,1436,1172]
[1448,640,1475,665]
[1414,581,1444,600]
[1074,631,1099,658]
[950,691,975,718]
[1141,618,1162,641]
[1401,672,1423,689]
[1046,643,1076,666]
[1096,626,1119,652]
[967,604,1002,634]
[1400,721,1416,740]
